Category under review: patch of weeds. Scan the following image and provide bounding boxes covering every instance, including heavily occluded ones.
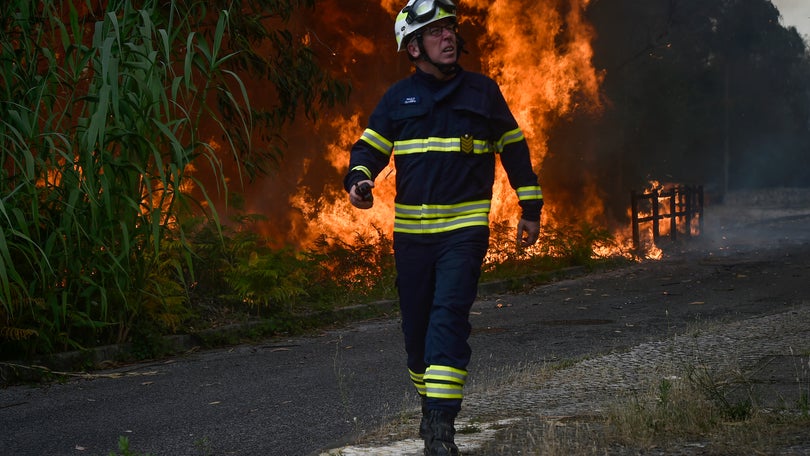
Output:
[605,373,721,447]
[597,358,810,454]
[129,321,174,361]
[698,411,810,454]
[791,351,810,417]
[194,436,213,456]
[686,364,753,421]
[475,416,607,456]
[457,423,482,435]
[108,436,152,456]
[547,357,582,371]
[798,391,810,416]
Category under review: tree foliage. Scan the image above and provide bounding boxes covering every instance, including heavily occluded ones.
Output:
[180,0,351,180]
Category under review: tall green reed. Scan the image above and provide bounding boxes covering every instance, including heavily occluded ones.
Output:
[0,0,247,356]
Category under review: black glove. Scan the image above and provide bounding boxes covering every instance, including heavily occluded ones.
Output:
[356,182,373,202]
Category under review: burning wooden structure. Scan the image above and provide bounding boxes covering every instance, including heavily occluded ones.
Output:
[631,184,704,252]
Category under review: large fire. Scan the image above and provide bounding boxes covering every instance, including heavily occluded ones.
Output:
[242,0,611,255]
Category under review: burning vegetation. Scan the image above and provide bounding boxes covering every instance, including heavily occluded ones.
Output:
[242,0,608,256]
[2,0,809,360]
[235,0,810,259]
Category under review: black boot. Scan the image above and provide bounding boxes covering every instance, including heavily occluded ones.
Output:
[419,396,431,441]
[423,409,459,456]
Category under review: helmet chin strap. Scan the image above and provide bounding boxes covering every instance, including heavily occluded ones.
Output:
[415,34,466,75]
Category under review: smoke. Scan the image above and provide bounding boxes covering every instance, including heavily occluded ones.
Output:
[579,0,810,213]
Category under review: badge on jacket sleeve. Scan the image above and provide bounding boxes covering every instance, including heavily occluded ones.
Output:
[460,133,474,154]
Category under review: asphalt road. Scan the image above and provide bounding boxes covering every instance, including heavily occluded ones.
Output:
[2,207,809,456]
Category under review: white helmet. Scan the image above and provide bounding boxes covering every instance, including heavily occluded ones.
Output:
[394,0,457,52]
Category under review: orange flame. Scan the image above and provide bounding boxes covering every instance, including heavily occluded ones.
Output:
[276,0,606,254]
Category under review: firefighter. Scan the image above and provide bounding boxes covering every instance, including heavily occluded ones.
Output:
[344,0,543,454]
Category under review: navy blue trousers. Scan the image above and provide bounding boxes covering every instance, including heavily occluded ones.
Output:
[394,226,489,415]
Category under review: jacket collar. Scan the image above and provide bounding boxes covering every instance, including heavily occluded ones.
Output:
[414,66,465,102]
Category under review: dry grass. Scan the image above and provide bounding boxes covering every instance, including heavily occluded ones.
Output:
[470,351,810,455]
[327,305,810,456]
[334,347,809,455]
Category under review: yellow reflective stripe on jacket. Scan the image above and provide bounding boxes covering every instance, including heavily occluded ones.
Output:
[393,137,495,155]
[394,213,490,234]
[497,127,525,150]
[395,200,491,219]
[516,185,544,201]
[360,128,393,155]
[350,165,373,180]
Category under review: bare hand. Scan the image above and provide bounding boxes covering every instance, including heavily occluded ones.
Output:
[349,180,374,209]
[516,218,540,247]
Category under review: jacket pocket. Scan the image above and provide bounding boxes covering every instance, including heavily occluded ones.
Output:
[390,103,431,121]
[451,102,492,142]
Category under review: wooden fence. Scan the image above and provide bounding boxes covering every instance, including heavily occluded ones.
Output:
[631,185,704,251]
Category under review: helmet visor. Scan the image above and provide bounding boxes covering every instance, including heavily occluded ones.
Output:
[404,0,456,25]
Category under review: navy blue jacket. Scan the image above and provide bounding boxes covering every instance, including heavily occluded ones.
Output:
[345,67,543,235]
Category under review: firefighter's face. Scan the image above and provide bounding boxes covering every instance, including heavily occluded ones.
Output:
[409,18,458,66]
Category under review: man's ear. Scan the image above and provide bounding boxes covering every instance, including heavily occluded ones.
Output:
[407,40,420,59]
